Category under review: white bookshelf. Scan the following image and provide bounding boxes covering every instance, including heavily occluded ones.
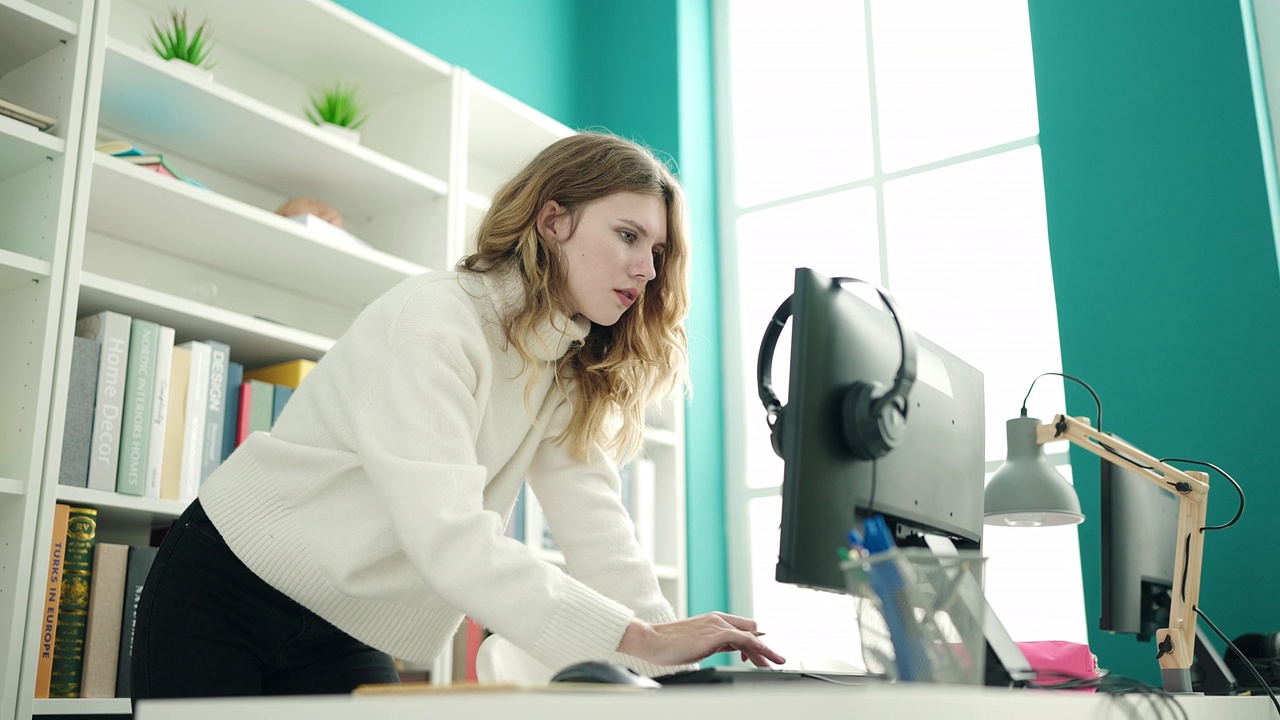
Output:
[0,0,97,719]
[2,0,689,714]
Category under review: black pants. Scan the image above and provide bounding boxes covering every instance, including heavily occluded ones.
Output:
[131,499,400,699]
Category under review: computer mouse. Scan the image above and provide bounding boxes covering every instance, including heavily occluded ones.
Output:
[550,660,661,688]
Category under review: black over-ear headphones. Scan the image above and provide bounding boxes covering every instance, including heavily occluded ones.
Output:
[756,275,917,461]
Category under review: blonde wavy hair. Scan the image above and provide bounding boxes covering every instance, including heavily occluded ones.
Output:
[458,132,691,463]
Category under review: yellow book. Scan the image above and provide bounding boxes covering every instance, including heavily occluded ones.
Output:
[243,359,315,390]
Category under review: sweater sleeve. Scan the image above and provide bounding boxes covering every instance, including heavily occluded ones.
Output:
[351,331,634,673]
[527,403,693,677]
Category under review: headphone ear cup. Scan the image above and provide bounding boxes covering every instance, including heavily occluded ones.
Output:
[842,382,906,460]
[769,408,786,458]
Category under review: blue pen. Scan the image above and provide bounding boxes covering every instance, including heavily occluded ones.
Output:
[862,515,932,682]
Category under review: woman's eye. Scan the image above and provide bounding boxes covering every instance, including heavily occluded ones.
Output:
[620,230,636,243]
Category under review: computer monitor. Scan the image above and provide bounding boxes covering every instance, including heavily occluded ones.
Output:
[1099,456,1178,640]
[765,268,987,594]
[1099,456,1238,693]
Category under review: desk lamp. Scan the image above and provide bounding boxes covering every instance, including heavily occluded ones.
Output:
[984,414,1210,693]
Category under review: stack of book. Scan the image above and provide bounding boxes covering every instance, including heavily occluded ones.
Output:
[60,309,315,502]
[0,96,55,131]
[94,140,207,189]
[34,503,159,699]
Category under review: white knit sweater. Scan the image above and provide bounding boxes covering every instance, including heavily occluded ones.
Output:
[200,269,680,675]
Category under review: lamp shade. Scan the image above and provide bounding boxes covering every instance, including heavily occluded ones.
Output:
[984,416,1085,527]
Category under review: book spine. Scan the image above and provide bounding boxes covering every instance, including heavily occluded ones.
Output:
[159,346,192,501]
[247,380,274,436]
[115,319,159,496]
[144,326,175,498]
[34,503,71,698]
[236,382,252,446]
[58,337,101,488]
[75,311,132,492]
[222,361,244,461]
[49,506,98,697]
[80,543,128,698]
[178,341,211,501]
[270,384,293,427]
[243,359,316,389]
[115,545,160,697]
[201,341,230,481]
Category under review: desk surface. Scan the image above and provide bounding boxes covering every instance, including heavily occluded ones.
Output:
[135,683,1280,720]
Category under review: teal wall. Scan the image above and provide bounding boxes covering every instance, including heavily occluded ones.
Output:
[334,0,730,626]
[1028,1,1280,684]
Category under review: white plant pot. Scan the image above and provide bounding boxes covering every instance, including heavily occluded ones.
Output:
[319,122,361,144]
[165,57,214,83]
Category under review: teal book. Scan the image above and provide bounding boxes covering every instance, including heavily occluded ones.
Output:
[246,379,274,436]
[115,319,159,496]
[270,384,293,427]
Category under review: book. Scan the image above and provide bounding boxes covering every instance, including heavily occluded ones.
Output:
[144,326,176,498]
[95,141,208,189]
[115,545,159,698]
[34,503,72,698]
[115,319,160,496]
[505,484,526,541]
[244,359,316,390]
[75,311,133,493]
[159,346,192,501]
[177,340,211,501]
[222,361,244,461]
[0,96,56,130]
[80,543,128,698]
[50,506,98,697]
[201,341,231,481]
[235,381,252,446]
[270,384,293,427]
[58,337,101,488]
[246,380,274,437]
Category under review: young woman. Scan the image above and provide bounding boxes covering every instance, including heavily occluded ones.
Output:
[131,132,784,699]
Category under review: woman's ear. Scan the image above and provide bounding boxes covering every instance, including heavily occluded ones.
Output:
[536,200,569,242]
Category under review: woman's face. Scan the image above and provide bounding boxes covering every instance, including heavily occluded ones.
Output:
[538,191,667,326]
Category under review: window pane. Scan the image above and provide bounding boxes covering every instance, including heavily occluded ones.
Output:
[734,190,880,489]
[871,0,1039,172]
[983,465,1088,643]
[726,0,873,207]
[748,496,866,669]
[882,147,1063,462]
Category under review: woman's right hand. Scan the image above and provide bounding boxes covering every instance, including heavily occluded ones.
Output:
[616,612,785,668]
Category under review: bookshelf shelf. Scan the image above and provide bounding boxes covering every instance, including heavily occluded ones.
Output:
[99,40,449,218]
[642,427,680,448]
[0,121,64,179]
[87,155,428,310]
[77,272,335,367]
[32,696,130,715]
[56,485,186,523]
[0,477,22,496]
[464,75,567,199]
[0,249,51,294]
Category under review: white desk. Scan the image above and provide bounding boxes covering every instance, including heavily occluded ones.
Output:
[135,683,1280,720]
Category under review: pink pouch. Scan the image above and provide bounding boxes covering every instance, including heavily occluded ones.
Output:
[1016,641,1099,691]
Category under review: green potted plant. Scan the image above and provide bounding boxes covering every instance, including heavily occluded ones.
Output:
[148,7,216,80]
[304,83,370,143]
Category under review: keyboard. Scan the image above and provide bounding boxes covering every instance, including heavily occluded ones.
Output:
[652,666,880,686]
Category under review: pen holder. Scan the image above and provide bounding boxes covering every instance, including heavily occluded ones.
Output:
[842,548,987,685]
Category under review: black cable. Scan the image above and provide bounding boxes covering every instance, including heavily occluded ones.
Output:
[1025,671,1189,720]
[1020,371,1103,431]
[1157,458,1245,532]
[1195,606,1280,716]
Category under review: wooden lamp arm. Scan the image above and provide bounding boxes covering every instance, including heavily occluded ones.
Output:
[1035,414,1210,692]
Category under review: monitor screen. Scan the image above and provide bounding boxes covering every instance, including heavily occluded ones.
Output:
[1099,456,1179,640]
[772,268,986,593]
